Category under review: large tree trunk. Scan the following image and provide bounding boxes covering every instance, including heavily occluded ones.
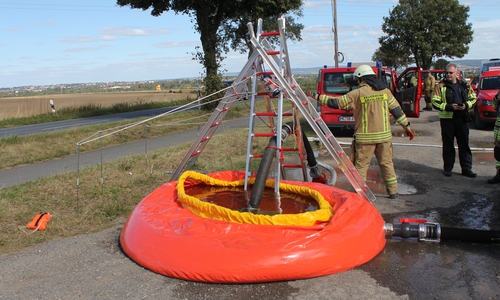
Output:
[196,5,224,110]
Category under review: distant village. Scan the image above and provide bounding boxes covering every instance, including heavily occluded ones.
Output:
[0,78,205,98]
[0,60,483,98]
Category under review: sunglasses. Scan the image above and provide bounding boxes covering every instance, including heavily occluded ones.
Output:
[446,71,455,74]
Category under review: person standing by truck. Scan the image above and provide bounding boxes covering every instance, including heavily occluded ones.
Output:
[487,90,500,183]
[432,63,477,178]
[423,70,436,111]
[317,65,414,199]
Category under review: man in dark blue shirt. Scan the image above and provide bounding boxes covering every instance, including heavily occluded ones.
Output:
[432,63,477,177]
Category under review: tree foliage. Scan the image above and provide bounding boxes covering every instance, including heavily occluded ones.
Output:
[371,47,413,70]
[433,58,449,70]
[116,0,303,110]
[376,0,473,70]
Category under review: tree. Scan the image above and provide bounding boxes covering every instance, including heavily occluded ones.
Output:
[433,58,449,70]
[371,47,413,70]
[377,0,473,70]
[116,0,303,110]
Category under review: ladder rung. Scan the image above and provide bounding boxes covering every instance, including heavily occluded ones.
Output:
[266,51,280,55]
[255,112,277,117]
[282,148,299,152]
[255,112,292,117]
[254,133,275,137]
[252,154,263,159]
[261,31,280,36]
[282,164,302,169]
[259,71,274,76]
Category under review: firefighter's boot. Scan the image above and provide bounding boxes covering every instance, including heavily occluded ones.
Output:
[487,169,500,184]
[488,169,500,183]
[423,102,433,111]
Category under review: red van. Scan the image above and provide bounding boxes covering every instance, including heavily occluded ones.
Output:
[316,64,422,130]
[472,70,500,129]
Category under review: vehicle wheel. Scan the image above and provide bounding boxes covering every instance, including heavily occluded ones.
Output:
[474,108,486,130]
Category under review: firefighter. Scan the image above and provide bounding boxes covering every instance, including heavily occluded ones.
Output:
[423,70,436,111]
[317,64,414,199]
[487,90,500,183]
[409,74,418,88]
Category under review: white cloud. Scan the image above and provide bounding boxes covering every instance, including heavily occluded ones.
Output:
[302,0,330,9]
[154,41,200,48]
[100,27,168,36]
[60,35,118,43]
[60,36,99,43]
[64,45,110,53]
[303,25,331,33]
[8,27,24,32]
[128,52,148,57]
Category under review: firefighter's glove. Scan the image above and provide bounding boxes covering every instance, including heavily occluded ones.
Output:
[405,124,414,141]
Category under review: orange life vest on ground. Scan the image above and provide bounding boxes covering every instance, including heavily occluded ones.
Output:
[26,212,52,231]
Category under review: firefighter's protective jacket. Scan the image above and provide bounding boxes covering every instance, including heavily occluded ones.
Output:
[493,91,500,147]
[432,79,476,119]
[319,82,409,143]
[424,74,436,91]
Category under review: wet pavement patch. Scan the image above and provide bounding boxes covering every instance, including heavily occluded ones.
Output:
[363,194,500,299]
[384,191,500,232]
[360,235,500,300]
[333,169,418,196]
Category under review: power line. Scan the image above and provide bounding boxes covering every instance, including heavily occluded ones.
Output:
[1,2,113,8]
[0,2,130,12]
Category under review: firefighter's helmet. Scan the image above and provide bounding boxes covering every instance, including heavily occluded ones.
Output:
[354,65,375,78]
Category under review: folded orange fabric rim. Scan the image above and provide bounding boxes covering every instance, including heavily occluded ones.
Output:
[176,170,333,226]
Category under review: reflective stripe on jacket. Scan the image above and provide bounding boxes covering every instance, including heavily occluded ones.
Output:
[337,82,407,143]
[431,79,476,119]
[493,91,500,147]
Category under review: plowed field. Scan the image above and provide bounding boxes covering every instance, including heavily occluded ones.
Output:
[0,90,196,120]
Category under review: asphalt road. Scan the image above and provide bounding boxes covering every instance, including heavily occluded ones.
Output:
[0,106,195,137]
[0,115,251,189]
[0,105,499,300]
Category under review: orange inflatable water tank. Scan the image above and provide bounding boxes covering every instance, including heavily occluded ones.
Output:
[120,170,385,283]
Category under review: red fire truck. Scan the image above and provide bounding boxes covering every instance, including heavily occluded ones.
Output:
[315,63,423,130]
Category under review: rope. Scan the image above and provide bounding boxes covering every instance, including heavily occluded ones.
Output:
[266,145,285,164]
[77,80,252,146]
[307,138,494,152]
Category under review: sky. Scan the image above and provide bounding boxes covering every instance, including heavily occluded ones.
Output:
[1,0,499,88]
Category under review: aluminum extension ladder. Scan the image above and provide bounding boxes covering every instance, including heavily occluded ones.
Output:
[169,17,375,203]
[168,22,308,192]
[241,20,309,197]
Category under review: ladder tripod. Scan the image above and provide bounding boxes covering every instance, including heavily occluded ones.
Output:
[169,17,376,204]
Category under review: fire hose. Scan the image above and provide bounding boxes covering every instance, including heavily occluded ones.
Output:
[245,122,335,212]
[384,218,500,243]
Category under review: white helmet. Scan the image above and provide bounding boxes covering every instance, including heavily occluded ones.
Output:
[354,65,375,78]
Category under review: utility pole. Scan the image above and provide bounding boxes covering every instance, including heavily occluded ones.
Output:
[333,0,339,67]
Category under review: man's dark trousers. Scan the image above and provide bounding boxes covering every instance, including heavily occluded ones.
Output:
[440,117,473,172]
